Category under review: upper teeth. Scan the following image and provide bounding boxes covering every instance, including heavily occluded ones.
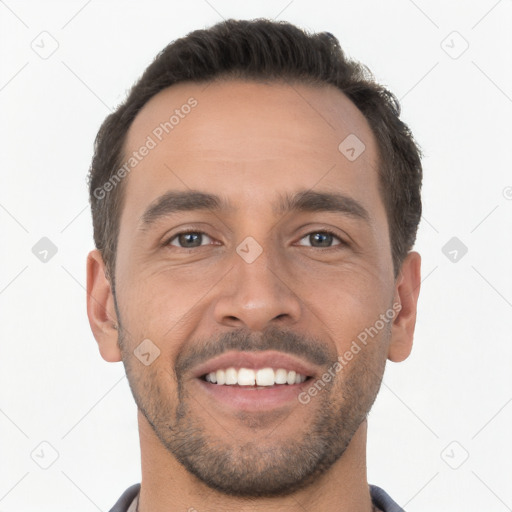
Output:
[204,367,307,386]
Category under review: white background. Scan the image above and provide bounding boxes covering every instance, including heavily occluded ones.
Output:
[1,1,511,511]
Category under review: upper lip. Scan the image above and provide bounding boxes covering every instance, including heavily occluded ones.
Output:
[192,350,321,379]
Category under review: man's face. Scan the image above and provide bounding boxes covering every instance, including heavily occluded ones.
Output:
[113,80,398,496]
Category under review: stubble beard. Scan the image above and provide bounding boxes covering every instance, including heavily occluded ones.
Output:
[119,325,388,497]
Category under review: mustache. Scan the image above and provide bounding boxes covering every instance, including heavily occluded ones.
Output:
[175,325,335,377]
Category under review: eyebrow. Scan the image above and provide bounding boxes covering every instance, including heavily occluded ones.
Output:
[138,189,370,229]
[275,190,370,222]
[139,191,229,229]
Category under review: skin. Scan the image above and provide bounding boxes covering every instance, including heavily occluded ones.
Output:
[87,79,421,512]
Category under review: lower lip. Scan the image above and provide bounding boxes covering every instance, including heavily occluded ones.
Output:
[195,378,310,412]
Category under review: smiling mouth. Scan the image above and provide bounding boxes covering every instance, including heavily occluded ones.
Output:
[201,367,311,387]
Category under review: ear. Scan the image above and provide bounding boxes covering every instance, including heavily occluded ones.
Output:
[388,251,421,363]
[86,249,122,362]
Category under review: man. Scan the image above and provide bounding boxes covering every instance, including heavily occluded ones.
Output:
[86,18,422,512]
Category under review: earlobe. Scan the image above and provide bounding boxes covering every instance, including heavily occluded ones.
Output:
[388,251,421,363]
[86,250,122,362]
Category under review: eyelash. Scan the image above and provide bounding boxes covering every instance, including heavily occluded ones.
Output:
[164,228,348,249]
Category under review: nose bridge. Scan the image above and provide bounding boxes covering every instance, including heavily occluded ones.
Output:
[213,236,301,331]
[237,240,282,297]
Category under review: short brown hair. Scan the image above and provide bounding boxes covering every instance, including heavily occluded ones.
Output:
[88,18,422,284]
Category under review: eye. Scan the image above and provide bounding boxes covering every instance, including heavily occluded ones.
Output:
[167,231,214,248]
[297,231,345,248]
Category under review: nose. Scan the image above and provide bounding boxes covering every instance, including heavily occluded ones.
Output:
[213,245,302,332]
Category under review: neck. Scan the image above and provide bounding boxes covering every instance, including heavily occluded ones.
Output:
[136,411,374,512]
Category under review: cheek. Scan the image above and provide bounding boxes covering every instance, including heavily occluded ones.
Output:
[115,264,220,356]
[298,264,393,350]
[123,351,181,425]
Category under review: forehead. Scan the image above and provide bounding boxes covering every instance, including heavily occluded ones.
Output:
[122,79,383,224]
